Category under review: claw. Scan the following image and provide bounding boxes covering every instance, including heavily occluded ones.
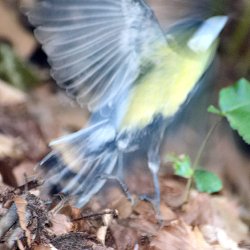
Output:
[138,171,163,222]
[139,193,162,222]
[99,174,134,205]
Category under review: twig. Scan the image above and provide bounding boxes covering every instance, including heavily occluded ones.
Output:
[72,209,118,222]
[14,179,43,194]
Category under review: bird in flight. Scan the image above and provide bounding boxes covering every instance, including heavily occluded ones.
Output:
[27,0,227,214]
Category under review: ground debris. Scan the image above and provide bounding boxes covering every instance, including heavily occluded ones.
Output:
[0,153,248,250]
[50,232,110,250]
[0,81,48,188]
[0,80,27,108]
[0,184,118,249]
[0,191,50,249]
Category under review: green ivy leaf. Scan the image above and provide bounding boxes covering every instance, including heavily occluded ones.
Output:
[219,78,250,144]
[167,154,194,178]
[194,169,222,193]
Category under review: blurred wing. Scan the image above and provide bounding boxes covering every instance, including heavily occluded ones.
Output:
[27,0,165,111]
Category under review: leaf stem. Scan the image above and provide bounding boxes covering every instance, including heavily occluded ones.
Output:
[182,118,221,204]
[193,119,221,170]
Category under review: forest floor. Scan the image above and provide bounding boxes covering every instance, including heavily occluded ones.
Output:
[0,1,249,249]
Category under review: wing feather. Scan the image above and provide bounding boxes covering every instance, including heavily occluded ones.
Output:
[51,39,120,81]
[27,0,165,110]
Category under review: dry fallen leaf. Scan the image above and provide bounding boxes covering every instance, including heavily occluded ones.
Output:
[200,225,242,250]
[12,161,36,186]
[110,222,138,250]
[14,196,32,246]
[49,213,73,236]
[160,203,177,223]
[59,205,88,232]
[0,134,24,160]
[0,1,35,58]
[0,80,27,107]
[150,219,218,250]
[96,209,116,246]
[210,197,249,242]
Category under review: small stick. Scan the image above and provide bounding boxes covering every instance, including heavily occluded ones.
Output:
[72,209,118,222]
[14,179,43,194]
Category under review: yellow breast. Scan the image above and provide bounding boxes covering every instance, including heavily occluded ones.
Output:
[121,43,216,129]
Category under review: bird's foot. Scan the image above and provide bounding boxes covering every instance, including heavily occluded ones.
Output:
[99,174,135,205]
[139,193,162,222]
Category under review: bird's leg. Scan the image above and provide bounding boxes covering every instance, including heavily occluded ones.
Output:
[140,119,166,216]
[99,152,134,204]
[116,152,124,179]
[100,174,134,203]
[139,147,161,215]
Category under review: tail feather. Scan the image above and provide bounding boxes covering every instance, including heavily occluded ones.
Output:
[40,121,118,207]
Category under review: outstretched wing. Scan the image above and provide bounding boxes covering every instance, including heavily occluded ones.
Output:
[27,0,165,111]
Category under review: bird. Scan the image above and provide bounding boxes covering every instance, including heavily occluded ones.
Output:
[26,0,227,213]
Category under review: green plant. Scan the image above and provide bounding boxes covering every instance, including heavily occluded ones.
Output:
[167,154,223,195]
[0,43,39,90]
[167,78,250,202]
[209,78,250,144]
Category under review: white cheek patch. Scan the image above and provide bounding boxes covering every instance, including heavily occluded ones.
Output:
[188,16,228,52]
